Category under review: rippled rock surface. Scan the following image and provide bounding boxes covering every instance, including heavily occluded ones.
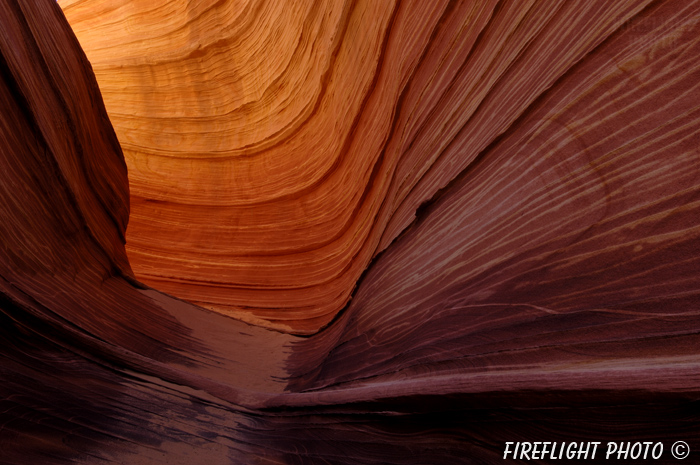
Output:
[2,0,700,463]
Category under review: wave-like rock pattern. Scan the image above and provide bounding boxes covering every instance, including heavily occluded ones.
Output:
[2,0,700,463]
[61,0,696,334]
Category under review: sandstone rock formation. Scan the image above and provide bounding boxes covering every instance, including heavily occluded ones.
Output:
[2,0,699,463]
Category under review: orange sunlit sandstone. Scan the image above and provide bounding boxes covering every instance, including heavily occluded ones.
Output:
[61,0,407,332]
[2,0,700,463]
[62,0,697,335]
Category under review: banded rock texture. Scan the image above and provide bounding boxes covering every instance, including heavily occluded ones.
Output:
[61,0,695,334]
[2,0,700,464]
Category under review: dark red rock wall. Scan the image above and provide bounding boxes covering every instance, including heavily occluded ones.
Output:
[2,0,700,464]
[60,0,679,335]
[289,0,700,395]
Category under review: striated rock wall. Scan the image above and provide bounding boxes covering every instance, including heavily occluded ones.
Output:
[62,0,689,334]
[1,0,699,463]
[289,0,700,394]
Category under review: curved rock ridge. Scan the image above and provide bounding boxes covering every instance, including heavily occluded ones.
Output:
[60,0,407,333]
[2,0,700,463]
[60,0,683,333]
[290,0,700,393]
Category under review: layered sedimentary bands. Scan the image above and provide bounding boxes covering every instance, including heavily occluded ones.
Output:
[2,0,700,463]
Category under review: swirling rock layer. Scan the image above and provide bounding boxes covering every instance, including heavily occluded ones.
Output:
[62,0,691,334]
[2,0,700,463]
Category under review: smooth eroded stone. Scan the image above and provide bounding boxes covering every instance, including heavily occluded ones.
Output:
[2,0,699,463]
[60,0,671,334]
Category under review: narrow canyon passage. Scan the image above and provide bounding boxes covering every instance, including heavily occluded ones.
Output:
[1,0,699,463]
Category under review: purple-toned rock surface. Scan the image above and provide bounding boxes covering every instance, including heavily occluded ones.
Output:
[1,0,699,463]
